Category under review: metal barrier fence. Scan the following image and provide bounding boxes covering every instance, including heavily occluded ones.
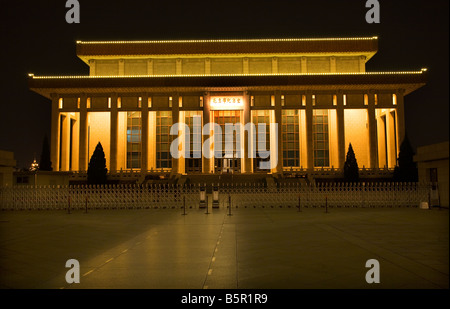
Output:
[0,182,432,211]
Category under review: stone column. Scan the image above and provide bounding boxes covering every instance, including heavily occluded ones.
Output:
[396,89,406,149]
[243,58,249,74]
[89,60,96,76]
[78,94,88,171]
[119,59,124,75]
[202,92,211,173]
[368,91,378,168]
[205,58,211,75]
[171,93,180,174]
[141,94,149,174]
[387,110,397,167]
[147,59,153,75]
[301,57,307,73]
[61,114,70,171]
[336,92,346,168]
[243,92,251,173]
[330,57,336,73]
[176,58,182,75]
[359,56,366,72]
[274,91,283,174]
[272,57,278,74]
[50,94,60,171]
[305,92,314,170]
[110,94,118,173]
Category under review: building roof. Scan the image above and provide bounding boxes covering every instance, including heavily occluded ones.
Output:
[28,71,427,99]
[414,141,449,163]
[76,37,379,63]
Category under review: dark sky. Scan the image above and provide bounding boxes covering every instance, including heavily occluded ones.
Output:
[0,0,448,168]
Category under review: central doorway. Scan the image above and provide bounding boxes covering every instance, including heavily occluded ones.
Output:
[213,110,241,173]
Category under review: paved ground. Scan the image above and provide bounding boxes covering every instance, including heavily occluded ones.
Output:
[0,205,448,289]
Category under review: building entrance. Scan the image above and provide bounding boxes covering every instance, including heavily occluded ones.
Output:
[213,110,241,173]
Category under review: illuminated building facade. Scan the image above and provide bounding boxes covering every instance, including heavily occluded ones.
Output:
[28,37,426,176]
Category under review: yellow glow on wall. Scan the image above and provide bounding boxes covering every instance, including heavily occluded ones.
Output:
[392,94,397,105]
[344,109,370,168]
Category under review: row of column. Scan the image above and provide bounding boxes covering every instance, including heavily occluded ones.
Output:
[89,56,367,76]
[50,91,405,173]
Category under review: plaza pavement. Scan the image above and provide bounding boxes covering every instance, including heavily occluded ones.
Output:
[0,204,448,289]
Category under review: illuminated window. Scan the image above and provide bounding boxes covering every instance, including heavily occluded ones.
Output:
[281,95,285,107]
[126,112,141,169]
[333,95,337,106]
[392,94,397,105]
[374,94,378,106]
[138,97,142,108]
[156,111,173,169]
[271,95,275,107]
[108,97,111,109]
[185,111,202,172]
[117,97,121,108]
[169,96,173,108]
[199,96,203,107]
[312,95,316,106]
[343,94,347,106]
[253,110,271,171]
[59,98,63,109]
[179,96,183,107]
[364,94,368,106]
[302,95,306,106]
[148,97,152,108]
[250,96,254,107]
[313,109,330,167]
[77,98,80,109]
[282,110,299,167]
[87,98,91,109]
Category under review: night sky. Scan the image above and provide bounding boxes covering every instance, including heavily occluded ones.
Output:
[1,0,448,169]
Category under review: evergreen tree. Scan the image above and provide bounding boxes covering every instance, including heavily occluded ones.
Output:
[87,142,108,184]
[393,134,418,182]
[39,135,52,171]
[344,143,359,182]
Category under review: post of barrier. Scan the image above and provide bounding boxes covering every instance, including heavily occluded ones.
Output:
[68,196,71,214]
[228,194,232,216]
[182,195,187,216]
[85,196,88,214]
[298,195,302,212]
[199,186,206,208]
[205,195,209,215]
[428,191,431,210]
[325,195,328,213]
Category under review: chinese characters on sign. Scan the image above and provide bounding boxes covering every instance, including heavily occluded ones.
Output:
[210,96,244,110]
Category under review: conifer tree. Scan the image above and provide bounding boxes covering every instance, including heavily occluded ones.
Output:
[39,135,52,171]
[393,134,418,182]
[87,142,108,184]
[344,143,359,182]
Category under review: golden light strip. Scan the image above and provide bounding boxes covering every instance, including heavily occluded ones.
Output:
[76,36,378,45]
[29,69,426,79]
